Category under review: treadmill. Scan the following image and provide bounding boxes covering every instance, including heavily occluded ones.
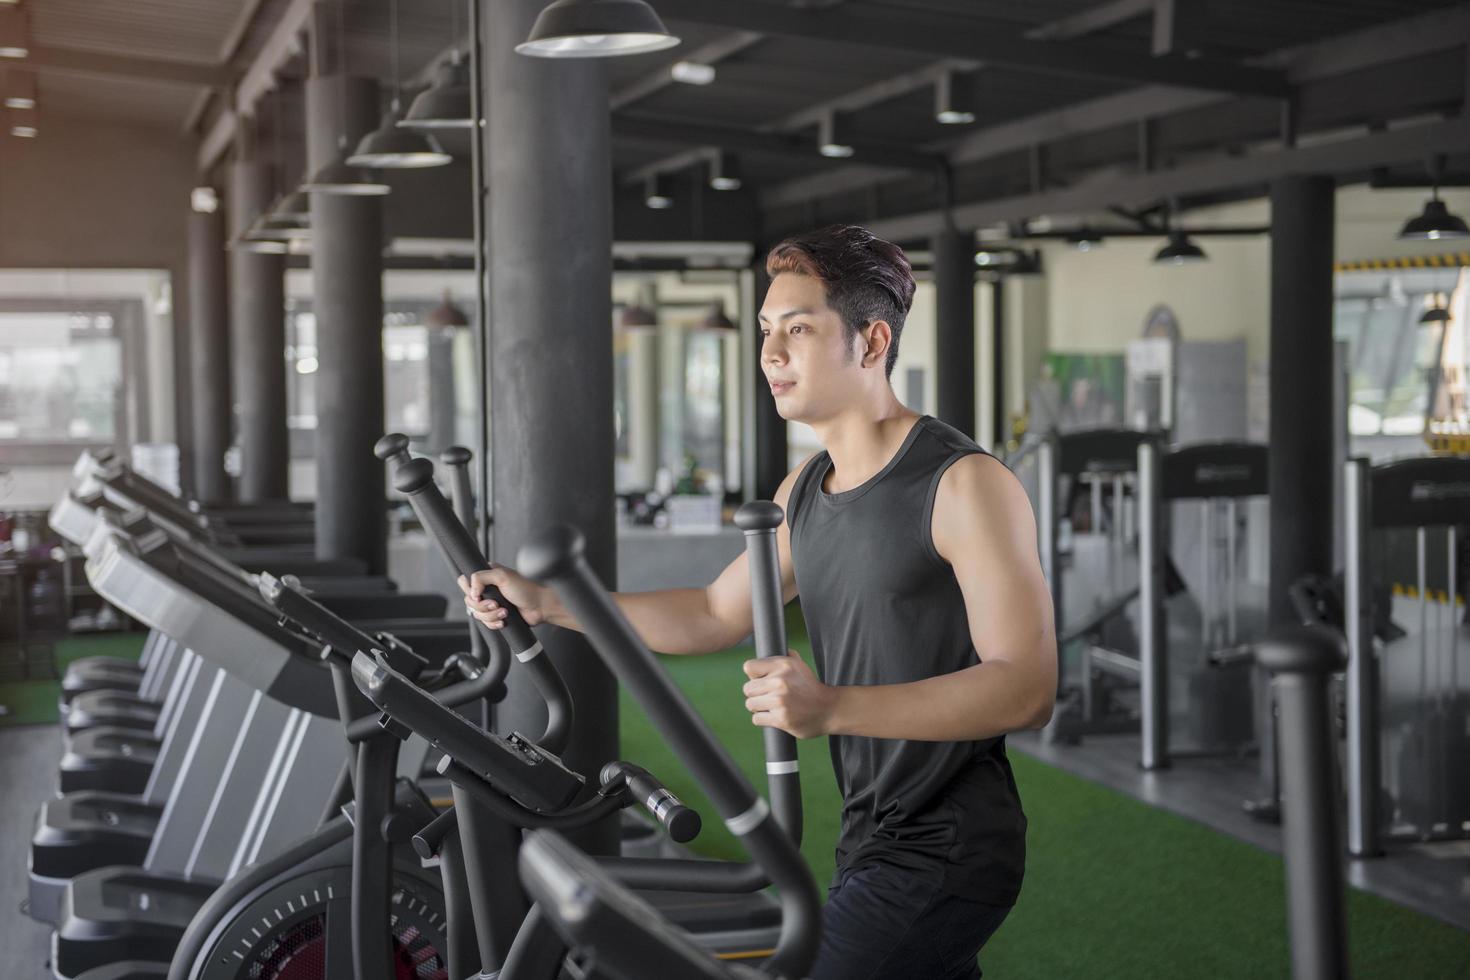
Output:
[44,513,456,976]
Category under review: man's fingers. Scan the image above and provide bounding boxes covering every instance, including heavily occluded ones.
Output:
[742,658,774,679]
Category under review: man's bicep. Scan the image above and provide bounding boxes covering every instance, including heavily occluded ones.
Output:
[935,457,1054,664]
[703,550,756,640]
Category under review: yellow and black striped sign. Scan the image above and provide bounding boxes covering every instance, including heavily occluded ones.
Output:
[1336,252,1470,272]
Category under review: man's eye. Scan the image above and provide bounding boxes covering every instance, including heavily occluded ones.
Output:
[790,324,805,334]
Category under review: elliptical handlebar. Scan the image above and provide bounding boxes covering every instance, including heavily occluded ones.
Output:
[439,445,491,666]
[734,501,803,845]
[387,448,573,755]
[517,523,821,979]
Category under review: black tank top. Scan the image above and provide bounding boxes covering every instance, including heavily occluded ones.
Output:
[787,415,1026,904]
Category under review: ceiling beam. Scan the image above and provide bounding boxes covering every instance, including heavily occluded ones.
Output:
[610,30,764,112]
[757,2,1470,212]
[614,114,941,173]
[654,0,1288,97]
[23,45,229,88]
[1024,0,1154,42]
[862,117,1470,242]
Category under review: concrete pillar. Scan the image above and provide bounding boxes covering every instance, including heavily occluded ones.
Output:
[934,229,976,438]
[428,326,457,454]
[306,74,387,573]
[228,159,288,501]
[1268,176,1336,628]
[628,331,660,488]
[483,0,617,856]
[188,203,231,502]
[753,262,788,497]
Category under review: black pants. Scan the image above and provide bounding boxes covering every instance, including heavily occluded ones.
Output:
[810,863,1013,980]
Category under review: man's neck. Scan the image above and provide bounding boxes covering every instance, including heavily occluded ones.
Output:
[809,392,920,494]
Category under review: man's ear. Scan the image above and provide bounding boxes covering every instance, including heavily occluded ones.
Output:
[862,320,893,369]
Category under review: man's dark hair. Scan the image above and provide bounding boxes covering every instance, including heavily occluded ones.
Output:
[765,225,915,377]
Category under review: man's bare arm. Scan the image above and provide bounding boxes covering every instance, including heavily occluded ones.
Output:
[463,460,808,656]
[744,453,1056,740]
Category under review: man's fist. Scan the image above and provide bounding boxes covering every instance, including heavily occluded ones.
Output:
[742,653,837,739]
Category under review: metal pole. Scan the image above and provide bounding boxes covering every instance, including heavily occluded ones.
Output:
[1139,440,1168,770]
[991,278,1006,449]
[468,0,490,561]
[1257,627,1350,980]
[1343,457,1379,857]
[187,203,232,503]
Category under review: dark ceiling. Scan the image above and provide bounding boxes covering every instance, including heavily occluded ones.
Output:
[7,0,1469,246]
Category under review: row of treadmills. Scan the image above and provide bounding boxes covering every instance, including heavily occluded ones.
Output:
[26,449,782,979]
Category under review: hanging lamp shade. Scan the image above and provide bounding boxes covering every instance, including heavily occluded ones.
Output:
[300,155,391,196]
[426,291,470,329]
[1398,198,1470,241]
[1153,231,1207,265]
[516,0,680,59]
[0,5,29,59]
[347,111,452,168]
[268,190,311,226]
[619,302,658,331]
[1066,228,1103,252]
[400,60,475,129]
[700,303,737,331]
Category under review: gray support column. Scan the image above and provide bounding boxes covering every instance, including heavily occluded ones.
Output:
[188,203,232,502]
[483,0,617,856]
[1268,177,1336,628]
[934,229,976,438]
[628,331,660,488]
[228,160,288,501]
[306,75,387,573]
[428,327,457,454]
[753,261,788,498]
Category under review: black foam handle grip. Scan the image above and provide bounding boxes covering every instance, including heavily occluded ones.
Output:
[394,457,535,650]
[736,501,803,847]
[603,762,701,844]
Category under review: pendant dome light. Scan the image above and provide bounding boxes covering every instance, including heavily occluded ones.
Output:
[517,0,680,59]
[301,0,392,195]
[700,302,737,331]
[1399,156,1469,241]
[401,1,474,129]
[1153,231,1207,264]
[1398,197,1470,241]
[348,0,451,168]
[0,4,29,59]
[426,290,471,329]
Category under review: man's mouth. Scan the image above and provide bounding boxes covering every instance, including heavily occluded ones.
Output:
[769,380,795,395]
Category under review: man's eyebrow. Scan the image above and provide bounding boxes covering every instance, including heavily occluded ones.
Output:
[757,307,816,324]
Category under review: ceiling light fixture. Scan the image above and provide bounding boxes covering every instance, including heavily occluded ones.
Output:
[818,112,854,158]
[700,302,737,331]
[349,0,452,168]
[708,150,741,191]
[302,0,393,195]
[4,68,35,108]
[426,290,471,329]
[400,58,474,129]
[671,61,715,85]
[934,69,977,125]
[1153,231,1207,264]
[517,0,680,59]
[1066,228,1103,251]
[1398,195,1470,241]
[0,5,28,59]
[644,174,674,209]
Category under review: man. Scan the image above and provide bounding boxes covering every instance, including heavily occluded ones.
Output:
[462,225,1056,979]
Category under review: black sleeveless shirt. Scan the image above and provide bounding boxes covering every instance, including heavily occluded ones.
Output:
[787,415,1026,904]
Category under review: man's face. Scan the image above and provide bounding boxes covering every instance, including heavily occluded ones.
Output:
[758,272,866,423]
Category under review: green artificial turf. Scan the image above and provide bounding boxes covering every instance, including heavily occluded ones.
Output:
[619,613,1470,979]
[0,631,146,727]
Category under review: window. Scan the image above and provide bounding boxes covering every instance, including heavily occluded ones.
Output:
[1335,270,1464,437]
[0,311,122,443]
